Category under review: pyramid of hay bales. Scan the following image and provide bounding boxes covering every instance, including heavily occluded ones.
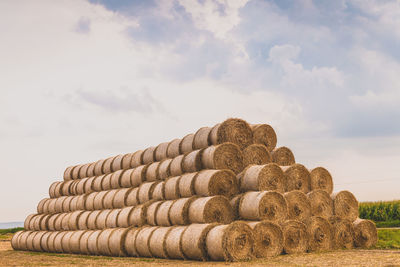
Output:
[12,118,378,261]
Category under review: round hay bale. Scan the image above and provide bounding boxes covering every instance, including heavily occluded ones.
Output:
[247,221,283,258]
[158,159,172,180]
[42,199,51,214]
[152,181,165,201]
[79,230,93,255]
[282,164,311,193]
[155,142,169,162]
[117,206,135,228]
[121,153,133,170]
[94,159,106,176]
[69,196,79,212]
[124,227,140,256]
[40,231,52,252]
[178,173,197,198]
[106,209,121,228]
[138,181,158,204]
[76,194,87,210]
[61,231,74,253]
[155,200,175,226]
[132,165,148,188]
[87,210,102,230]
[75,178,89,195]
[78,211,91,230]
[54,231,67,253]
[31,214,42,230]
[135,226,159,257]
[181,223,216,261]
[251,124,277,152]
[310,167,333,194]
[68,210,84,231]
[87,163,96,177]
[193,126,212,150]
[238,163,285,193]
[146,161,161,182]
[61,180,74,196]
[110,170,123,189]
[120,169,134,188]
[26,231,39,251]
[11,230,24,250]
[142,146,156,165]
[55,196,67,213]
[182,150,202,173]
[165,226,187,259]
[83,177,95,194]
[37,198,49,214]
[109,228,130,256]
[201,143,244,174]
[54,182,63,198]
[70,180,80,196]
[45,231,59,252]
[131,202,152,227]
[170,154,184,176]
[61,213,72,231]
[169,197,196,225]
[271,147,295,166]
[194,169,239,198]
[24,214,36,230]
[62,196,74,212]
[281,220,309,254]
[284,191,311,223]
[84,191,99,210]
[131,150,144,168]
[243,144,271,167]
[307,190,333,219]
[209,118,253,150]
[27,214,38,230]
[126,187,139,207]
[206,222,254,261]
[103,157,114,174]
[17,231,33,251]
[103,189,118,209]
[331,191,359,221]
[49,181,61,198]
[79,163,90,179]
[308,216,333,252]
[93,191,108,210]
[64,166,74,181]
[98,228,115,256]
[147,201,163,226]
[188,196,234,224]
[87,230,102,255]
[111,154,123,172]
[180,133,195,154]
[71,164,83,180]
[167,138,181,158]
[329,216,354,249]
[149,227,172,258]
[92,175,104,192]
[229,194,242,220]
[164,176,181,200]
[39,214,50,231]
[96,209,113,229]
[101,173,113,191]
[47,214,60,231]
[239,191,287,223]
[70,230,86,254]
[353,218,377,248]
[113,188,130,209]
[33,231,47,252]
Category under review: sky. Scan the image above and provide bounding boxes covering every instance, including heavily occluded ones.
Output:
[1,0,399,222]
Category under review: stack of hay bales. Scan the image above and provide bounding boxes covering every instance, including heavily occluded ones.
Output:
[12,118,377,261]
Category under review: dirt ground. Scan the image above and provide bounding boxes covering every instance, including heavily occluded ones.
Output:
[1,239,400,267]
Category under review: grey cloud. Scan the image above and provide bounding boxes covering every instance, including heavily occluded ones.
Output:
[75,17,91,34]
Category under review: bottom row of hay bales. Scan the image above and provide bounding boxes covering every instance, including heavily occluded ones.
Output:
[11,218,377,261]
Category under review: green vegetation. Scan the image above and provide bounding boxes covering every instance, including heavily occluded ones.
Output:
[359,200,400,227]
[376,229,400,249]
[0,227,24,235]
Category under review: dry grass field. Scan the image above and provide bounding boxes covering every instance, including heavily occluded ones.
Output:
[1,234,400,267]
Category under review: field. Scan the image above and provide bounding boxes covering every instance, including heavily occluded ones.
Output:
[359,200,400,227]
[1,229,400,266]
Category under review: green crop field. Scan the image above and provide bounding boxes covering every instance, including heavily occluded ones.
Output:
[359,200,400,228]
